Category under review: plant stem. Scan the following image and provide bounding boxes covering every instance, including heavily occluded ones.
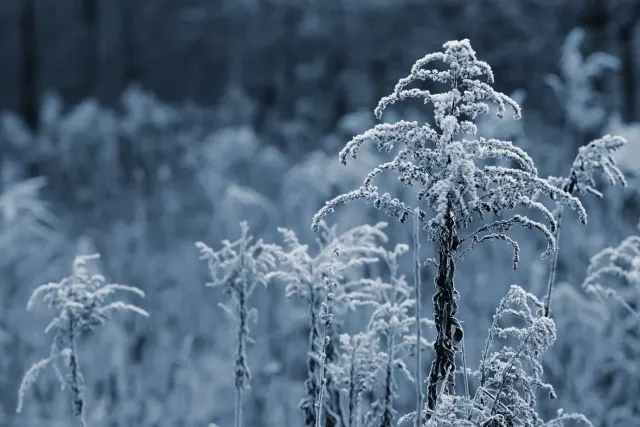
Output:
[426,202,457,420]
[381,334,395,427]
[413,208,423,427]
[303,289,320,427]
[315,325,329,427]
[68,319,86,427]
[234,282,247,427]
[348,344,357,427]
[544,207,563,317]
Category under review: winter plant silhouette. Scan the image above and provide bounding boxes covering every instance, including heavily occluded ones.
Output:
[271,221,388,427]
[196,221,280,427]
[16,254,148,427]
[13,35,633,427]
[312,39,587,421]
[543,134,627,317]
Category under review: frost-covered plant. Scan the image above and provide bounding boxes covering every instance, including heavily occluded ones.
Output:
[565,224,640,425]
[16,254,148,427]
[583,230,640,316]
[271,221,388,427]
[473,285,557,426]
[542,135,627,316]
[403,285,591,427]
[546,135,627,200]
[364,242,433,427]
[605,115,640,174]
[195,221,280,427]
[0,176,63,276]
[312,39,586,418]
[327,331,385,427]
[544,27,620,135]
[316,272,339,427]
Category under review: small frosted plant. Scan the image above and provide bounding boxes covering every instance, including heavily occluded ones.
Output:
[312,39,586,419]
[271,221,388,427]
[16,254,148,427]
[543,134,627,316]
[573,223,640,423]
[195,221,280,427]
[399,285,591,427]
[583,229,640,317]
[326,331,385,427]
[364,242,434,427]
[471,285,592,427]
[474,285,557,426]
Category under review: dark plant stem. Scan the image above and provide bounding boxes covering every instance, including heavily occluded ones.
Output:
[234,283,248,427]
[324,324,341,427]
[413,208,423,427]
[347,346,357,427]
[426,202,458,421]
[68,319,86,427]
[544,207,563,317]
[315,320,330,427]
[380,334,395,427]
[302,290,320,427]
[544,175,576,318]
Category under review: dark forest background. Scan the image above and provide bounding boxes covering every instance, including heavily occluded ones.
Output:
[0,1,639,426]
[2,0,640,131]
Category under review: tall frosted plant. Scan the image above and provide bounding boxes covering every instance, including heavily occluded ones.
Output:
[543,135,627,316]
[16,254,148,427]
[195,222,280,427]
[413,209,424,427]
[312,39,586,419]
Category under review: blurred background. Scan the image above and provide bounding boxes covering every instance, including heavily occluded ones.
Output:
[0,0,639,426]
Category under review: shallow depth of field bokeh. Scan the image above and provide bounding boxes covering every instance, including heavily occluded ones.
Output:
[0,1,639,427]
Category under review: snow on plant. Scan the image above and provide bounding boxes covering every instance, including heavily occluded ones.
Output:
[583,230,640,317]
[544,27,620,135]
[547,135,627,199]
[568,224,640,425]
[543,134,627,316]
[544,135,627,316]
[270,221,388,427]
[311,39,586,418]
[605,115,640,174]
[16,254,148,427]
[400,285,591,427]
[364,242,434,427]
[473,285,557,426]
[195,221,280,427]
[326,331,386,427]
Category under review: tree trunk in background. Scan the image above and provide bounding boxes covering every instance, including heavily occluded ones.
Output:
[610,2,640,122]
[630,19,640,122]
[280,4,301,120]
[20,0,39,130]
[225,1,244,89]
[121,0,139,85]
[82,0,98,97]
